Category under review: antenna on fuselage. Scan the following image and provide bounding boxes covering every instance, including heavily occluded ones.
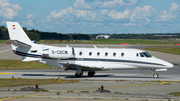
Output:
[94,45,97,48]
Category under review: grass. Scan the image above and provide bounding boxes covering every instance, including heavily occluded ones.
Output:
[0,60,58,70]
[115,92,122,94]
[90,39,175,44]
[0,40,9,43]
[1,39,180,44]
[145,48,180,55]
[0,78,79,87]
[36,39,180,44]
[168,92,180,96]
[57,92,60,95]
[81,91,89,93]
[67,90,74,92]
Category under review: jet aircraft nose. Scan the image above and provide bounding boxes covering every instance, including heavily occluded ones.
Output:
[165,62,174,68]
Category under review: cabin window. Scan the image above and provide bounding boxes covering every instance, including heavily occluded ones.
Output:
[142,52,152,57]
[121,53,124,57]
[79,52,82,56]
[136,53,139,57]
[105,52,108,56]
[139,53,144,57]
[89,52,92,56]
[113,53,116,57]
[97,52,100,56]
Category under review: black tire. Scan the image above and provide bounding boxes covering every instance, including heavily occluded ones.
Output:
[88,71,95,77]
[153,73,159,78]
[75,74,82,77]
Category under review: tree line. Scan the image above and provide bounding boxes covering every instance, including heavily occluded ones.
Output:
[0,25,180,40]
[22,27,91,40]
[89,33,180,39]
[0,26,91,40]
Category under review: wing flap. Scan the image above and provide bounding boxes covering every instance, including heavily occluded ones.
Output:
[60,62,103,71]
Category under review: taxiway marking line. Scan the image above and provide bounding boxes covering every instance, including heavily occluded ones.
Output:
[0,92,56,101]
[0,96,17,101]
[0,49,12,54]
[0,73,16,74]
[24,92,56,97]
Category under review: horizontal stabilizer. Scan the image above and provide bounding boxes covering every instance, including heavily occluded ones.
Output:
[9,40,31,47]
[22,56,40,62]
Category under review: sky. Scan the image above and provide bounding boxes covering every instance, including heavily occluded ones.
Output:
[1,0,180,34]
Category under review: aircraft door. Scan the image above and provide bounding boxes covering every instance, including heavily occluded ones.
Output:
[42,47,49,58]
[78,50,83,60]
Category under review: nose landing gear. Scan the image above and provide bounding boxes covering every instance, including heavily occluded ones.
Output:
[153,73,159,78]
[151,69,159,79]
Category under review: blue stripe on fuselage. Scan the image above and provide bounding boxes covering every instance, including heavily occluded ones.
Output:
[13,50,165,66]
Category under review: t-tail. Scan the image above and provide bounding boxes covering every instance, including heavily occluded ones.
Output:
[6,22,33,47]
[6,22,34,58]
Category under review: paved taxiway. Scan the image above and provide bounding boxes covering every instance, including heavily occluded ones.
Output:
[0,64,180,81]
[0,43,180,101]
[1,78,180,100]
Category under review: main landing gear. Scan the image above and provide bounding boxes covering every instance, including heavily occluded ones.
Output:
[75,69,83,77]
[88,71,95,77]
[75,69,95,77]
[151,69,159,79]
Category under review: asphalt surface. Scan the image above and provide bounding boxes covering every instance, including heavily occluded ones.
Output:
[0,43,180,101]
[0,65,180,81]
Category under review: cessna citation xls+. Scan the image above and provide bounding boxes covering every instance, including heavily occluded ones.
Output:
[6,22,173,78]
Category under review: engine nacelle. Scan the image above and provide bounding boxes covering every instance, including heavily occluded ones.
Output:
[43,47,74,59]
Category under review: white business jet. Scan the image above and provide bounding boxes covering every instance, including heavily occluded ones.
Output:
[6,22,173,78]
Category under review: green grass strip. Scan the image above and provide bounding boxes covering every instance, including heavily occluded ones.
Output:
[37,39,180,44]
[145,48,180,55]
[0,78,79,87]
[0,60,57,70]
[0,40,9,43]
[1,39,180,44]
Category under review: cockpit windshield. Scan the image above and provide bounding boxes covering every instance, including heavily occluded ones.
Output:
[142,52,152,57]
[139,53,144,57]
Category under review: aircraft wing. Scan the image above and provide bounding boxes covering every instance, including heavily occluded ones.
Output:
[60,62,104,71]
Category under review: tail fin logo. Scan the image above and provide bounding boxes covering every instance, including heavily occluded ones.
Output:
[12,25,16,29]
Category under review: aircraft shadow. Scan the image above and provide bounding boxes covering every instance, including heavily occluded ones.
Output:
[21,74,167,79]
[22,74,111,78]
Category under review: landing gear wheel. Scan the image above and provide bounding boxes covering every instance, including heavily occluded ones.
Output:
[75,69,83,77]
[81,71,83,75]
[75,73,82,77]
[88,71,95,77]
[153,73,159,78]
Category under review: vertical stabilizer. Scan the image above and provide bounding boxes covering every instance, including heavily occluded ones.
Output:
[6,22,32,45]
